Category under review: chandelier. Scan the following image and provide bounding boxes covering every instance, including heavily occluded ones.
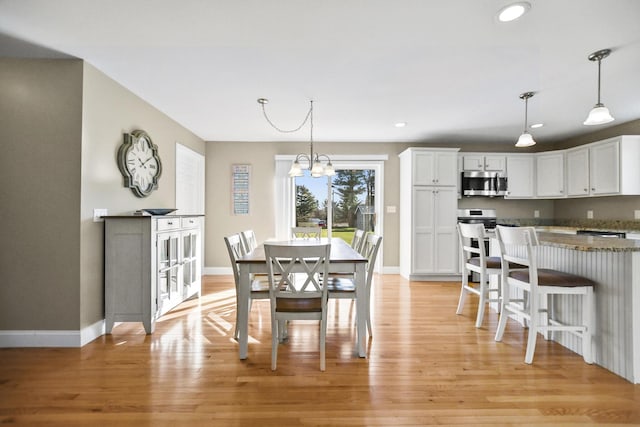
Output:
[257,98,335,177]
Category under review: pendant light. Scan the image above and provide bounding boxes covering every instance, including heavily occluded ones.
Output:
[583,49,615,126]
[515,92,536,147]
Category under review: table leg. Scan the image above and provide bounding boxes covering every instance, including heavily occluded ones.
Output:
[355,262,367,357]
[237,264,250,359]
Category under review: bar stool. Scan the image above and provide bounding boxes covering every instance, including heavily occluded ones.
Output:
[456,223,503,328]
[494,225,596,364]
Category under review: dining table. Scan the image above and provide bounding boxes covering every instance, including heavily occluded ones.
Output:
[236,237,368,359]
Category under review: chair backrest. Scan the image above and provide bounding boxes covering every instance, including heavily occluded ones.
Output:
[240,229,258,253]
[351,229,365,253]
[291,226,322,240]
[495,225,539,283]
[361,234,383,283]
[223,233,245,285]
[264,243,331,301]
[457,222,489,264]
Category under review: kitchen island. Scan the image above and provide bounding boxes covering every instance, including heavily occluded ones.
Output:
[492,231,640,383]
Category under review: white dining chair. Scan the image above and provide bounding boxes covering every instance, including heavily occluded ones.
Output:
[351,229,366,254]
[265,242,331,371]
[224,233,270,340]
[326,233,382,338]
[494,225,596,364]
[240,229,258,254]
[291,226,322,240]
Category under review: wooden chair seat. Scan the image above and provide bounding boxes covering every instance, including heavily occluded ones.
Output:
[509,269,597,288]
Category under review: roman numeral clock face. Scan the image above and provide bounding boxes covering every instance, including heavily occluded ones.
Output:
[117,130,163,197]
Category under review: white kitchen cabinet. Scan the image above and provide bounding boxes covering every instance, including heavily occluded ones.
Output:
[566,147,590,197]
[462,154,505,172]
[413,149,458,187]
[104,215,203,334]
[399,148,459,280]
[536,151,565,198]
[504,155,535,199]
[566,136,640,197]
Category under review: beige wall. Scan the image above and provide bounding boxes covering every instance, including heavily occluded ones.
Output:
[0,59,83,330]
[0,59,205,332]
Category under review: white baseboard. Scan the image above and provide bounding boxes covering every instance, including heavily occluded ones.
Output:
[0,319,105,348]
[382,266,400,275]
[203,267,233,275]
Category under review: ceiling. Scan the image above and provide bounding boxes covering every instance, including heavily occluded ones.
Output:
[1,0,640,146]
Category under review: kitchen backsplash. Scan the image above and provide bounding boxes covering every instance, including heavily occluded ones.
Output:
[497,218,640,232]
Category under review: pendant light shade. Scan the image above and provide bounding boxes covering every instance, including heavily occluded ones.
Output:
[515,92,536,147]
[584,49,615,126]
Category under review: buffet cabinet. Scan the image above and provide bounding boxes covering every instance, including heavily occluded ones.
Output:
[104,215,203,334]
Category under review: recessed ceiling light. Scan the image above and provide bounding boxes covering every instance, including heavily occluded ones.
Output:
[530,123,544,129]
[395,122,407,128]
[497,2,531,22]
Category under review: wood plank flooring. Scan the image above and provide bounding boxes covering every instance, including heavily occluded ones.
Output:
[1,274,639,426]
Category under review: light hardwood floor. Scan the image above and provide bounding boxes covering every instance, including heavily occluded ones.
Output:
[1,274,639,426]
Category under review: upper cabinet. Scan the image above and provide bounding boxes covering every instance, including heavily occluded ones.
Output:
[566,136,640,197]
[462,154,506,172]
[413,149,458,186]
[536,151,565,198]
[504,155,535,199]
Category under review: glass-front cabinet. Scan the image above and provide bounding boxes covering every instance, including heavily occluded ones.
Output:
[104,215,203,334]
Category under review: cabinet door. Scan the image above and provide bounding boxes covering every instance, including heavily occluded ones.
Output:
[157,231,182,316]
[462,155,484,171]
[412,187,434,273]
[566,148,590,196]
[590,140,620,195]
[484,155,506,172]
[182,228,201,298]
[505,156,535,198]
[536,152,565,198]
[435,152,459,186]
[412,151,435,185]
[433,187,458,273]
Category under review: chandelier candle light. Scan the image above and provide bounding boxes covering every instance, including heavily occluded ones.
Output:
[515,91,536,147]
[584,48,615,126]
[257,98,335,178]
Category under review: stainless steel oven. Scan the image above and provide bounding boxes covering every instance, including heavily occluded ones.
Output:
[461,171,507,197]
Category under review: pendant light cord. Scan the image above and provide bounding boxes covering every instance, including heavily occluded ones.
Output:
[259,100,313,134]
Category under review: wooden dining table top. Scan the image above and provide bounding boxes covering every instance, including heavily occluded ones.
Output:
[237,237,367,264]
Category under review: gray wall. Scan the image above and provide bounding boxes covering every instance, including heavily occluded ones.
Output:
[0,59,205,332]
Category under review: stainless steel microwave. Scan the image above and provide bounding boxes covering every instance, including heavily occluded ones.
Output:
[461,171,508,197]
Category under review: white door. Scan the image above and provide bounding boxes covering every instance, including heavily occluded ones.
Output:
[567,148,590,197]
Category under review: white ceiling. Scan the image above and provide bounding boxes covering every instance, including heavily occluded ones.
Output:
[1,0,640,146]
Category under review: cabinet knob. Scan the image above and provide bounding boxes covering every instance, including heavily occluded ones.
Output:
[559,189,563,193]
[584,188,588,192]
[591,188,595,191]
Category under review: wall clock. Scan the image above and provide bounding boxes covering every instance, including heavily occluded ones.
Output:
[117,130,162,197]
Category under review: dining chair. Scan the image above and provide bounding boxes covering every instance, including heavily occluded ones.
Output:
[224,233,270,340]
[265,242,331,371]
[494,225,596,364]
[291,226,322,240]
[456,223,503,328]
[351,229,366,254]
[240,229,258,254]
[326,233,382,338]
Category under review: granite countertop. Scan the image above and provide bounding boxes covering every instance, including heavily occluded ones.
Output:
[536,232,640,252]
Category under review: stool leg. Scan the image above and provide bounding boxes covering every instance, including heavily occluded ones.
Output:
[495,274,509,342]
[582,287,594,364]
[524,292,539,364]
[456,267,469,315]
[475,270,487,328]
